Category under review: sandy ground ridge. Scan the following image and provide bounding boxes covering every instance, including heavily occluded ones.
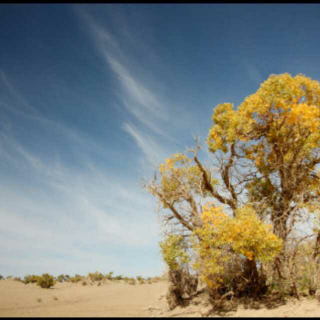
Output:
[1,279,320,317]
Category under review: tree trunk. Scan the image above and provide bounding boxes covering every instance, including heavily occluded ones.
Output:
[271,209,289,280]
[243,258,266,297]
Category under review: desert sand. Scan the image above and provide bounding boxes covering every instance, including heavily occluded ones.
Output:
[1,278,320,317]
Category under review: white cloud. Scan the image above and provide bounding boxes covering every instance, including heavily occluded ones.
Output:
[0,70,38,115]
[73,6,177,144]
[105,53,165,118]
[243,60,263,85]
[0,6,183,278]
[0,124,163,277]
[122,122,168,166]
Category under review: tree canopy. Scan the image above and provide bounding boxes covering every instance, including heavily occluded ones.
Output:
[146,73,320,299]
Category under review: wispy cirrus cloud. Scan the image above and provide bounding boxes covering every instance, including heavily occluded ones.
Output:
[122,122,169,166]
[0,128,162,277]
[73,6,177,151]
[0,100,117,171]
[0,68,163,277]
[243,59,264,85]
[0,70,38,115]
[105,53,166,119]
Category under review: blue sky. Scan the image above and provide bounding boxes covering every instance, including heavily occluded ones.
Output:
[1,4,320,278]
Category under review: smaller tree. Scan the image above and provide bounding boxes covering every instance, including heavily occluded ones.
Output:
[192,204,283,297]
[159,234,190,271]
[160,234,199,310]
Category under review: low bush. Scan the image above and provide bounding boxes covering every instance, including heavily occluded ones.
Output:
[105,272,113,280]
[70,274,83,283]
[57,274,66,282]
[136,276,144,282]
[128,278,136,285]
[14,277,23,283]
[262,238,320,298]
[123,277,129,283]
[88,271,104,282]
[37,273,55,289]
[0,275,3,280]
[24,275,40,284]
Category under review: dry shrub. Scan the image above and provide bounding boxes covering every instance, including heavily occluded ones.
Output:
[57,274,66,282]
[166,269,199,310]
[128,278,136,285]
[70,274,83,283]
[88,271,104,282]
[105,272,113,280]
[37,273,55,289]
[263,237,320,298]
[14,277,23,283]
[24,275,40,284]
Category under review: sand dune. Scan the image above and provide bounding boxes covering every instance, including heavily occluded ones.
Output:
[0,279,167,317]
[1,279,320,317]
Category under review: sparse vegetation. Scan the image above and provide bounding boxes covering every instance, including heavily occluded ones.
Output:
[56,274,66,283]
[105,272,113,280]
[24,275,40,284]
[2,271,162,292]
[37,298,42,303]
[69,274,83,283]
[137,276,145,285]
[88,271,104,282]
[37,274,55,289]
[123,277,129,283]
[0,275,3,280]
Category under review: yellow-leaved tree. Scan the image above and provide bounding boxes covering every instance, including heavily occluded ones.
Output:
[146,73,320,299]
[192,204,282,296]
